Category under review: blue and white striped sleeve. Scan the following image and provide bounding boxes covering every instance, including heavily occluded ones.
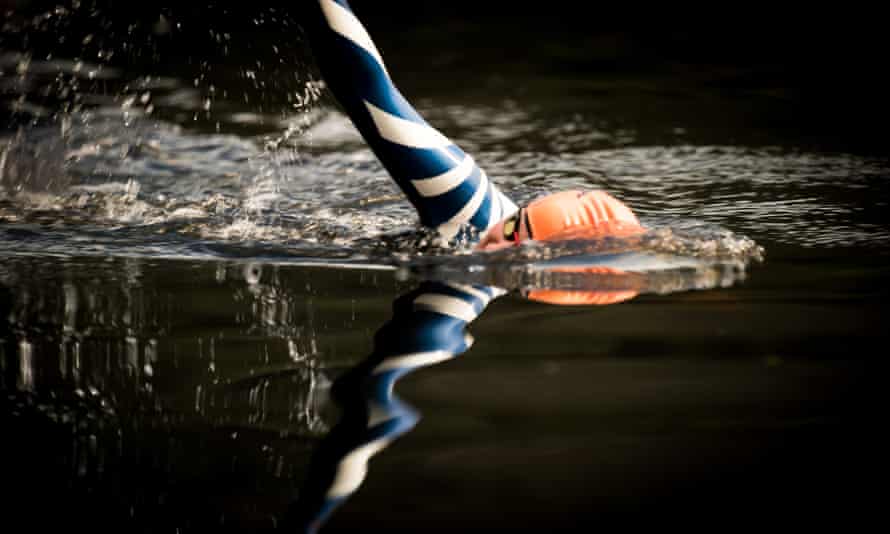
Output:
[305,0,518,237]
[285,281,504,531]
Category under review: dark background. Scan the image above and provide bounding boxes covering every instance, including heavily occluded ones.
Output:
[3,1,886,153]
[1,2,886,532]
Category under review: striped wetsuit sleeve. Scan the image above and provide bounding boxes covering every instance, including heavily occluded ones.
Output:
[305,0,517,237]
[285,281,503,531]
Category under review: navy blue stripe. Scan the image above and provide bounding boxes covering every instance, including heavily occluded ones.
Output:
[470,185,493,229]
[304,0,512,234]
[416,165,482,227]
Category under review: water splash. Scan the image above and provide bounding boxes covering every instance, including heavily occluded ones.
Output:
[3,5,887,265]
[1,4,320,131]
[6,97,883,263]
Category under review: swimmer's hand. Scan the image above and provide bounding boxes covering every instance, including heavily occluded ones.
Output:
[476,190,644,251]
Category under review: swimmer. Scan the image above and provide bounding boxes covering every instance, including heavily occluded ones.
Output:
[304,0,645,250]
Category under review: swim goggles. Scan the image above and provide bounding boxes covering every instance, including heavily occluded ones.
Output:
[501,207,531,244]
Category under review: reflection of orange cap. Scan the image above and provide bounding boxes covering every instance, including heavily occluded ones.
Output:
[526,289,638,306]
[524,266,640,306]
[525,190,643,241]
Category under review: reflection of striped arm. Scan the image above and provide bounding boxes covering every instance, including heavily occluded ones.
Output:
[306,0,517,237]
[285,281,502,532]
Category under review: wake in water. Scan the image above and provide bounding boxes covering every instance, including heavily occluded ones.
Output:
[0,90,767,298]
[7,18,885,297]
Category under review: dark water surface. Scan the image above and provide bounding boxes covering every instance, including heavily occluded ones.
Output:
[1,3,888,532]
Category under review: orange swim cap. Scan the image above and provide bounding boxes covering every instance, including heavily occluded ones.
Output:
[525,190,643,241]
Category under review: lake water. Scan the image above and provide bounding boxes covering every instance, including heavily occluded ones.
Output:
[1,4,887,532]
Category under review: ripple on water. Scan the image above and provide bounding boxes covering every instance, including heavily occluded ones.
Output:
[2,47,888,275]
[2,109,887,268]
[483,145,890,249]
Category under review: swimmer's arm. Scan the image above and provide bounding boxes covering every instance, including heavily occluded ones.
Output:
[304,0,517,237]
